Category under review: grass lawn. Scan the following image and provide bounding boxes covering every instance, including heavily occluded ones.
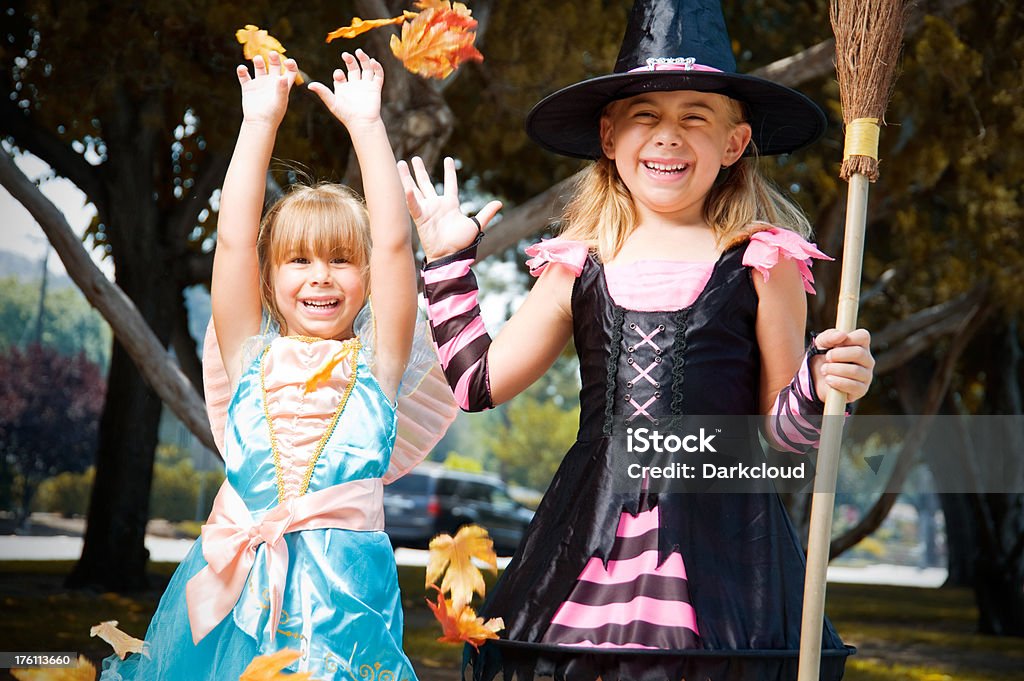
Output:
[1,561,1021,680]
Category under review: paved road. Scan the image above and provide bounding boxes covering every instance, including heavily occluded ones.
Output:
[0,533,946,587]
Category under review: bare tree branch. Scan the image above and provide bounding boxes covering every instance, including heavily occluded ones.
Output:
[0,150,217,452]
[1,98,110,220]
[830,296,991,557]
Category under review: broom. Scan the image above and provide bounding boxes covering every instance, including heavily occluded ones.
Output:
[797,1,907,680]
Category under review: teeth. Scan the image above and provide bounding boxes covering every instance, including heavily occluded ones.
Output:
[645,161,687,172]
[304,300,338,309]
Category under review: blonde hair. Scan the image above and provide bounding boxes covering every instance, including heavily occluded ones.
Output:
[257,183,371,329]
[559,97,812,262]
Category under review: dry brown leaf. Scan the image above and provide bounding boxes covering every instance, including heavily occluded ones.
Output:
[326,15,408,42]
[425,585,504,651]
[239,649,316,681]
[235,24,305,84]
[11,656,96,681]
[389,5,483,79]
[425,523,496,611]
[89,620,145,660]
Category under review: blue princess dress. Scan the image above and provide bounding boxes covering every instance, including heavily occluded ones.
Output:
[102,317,457,681]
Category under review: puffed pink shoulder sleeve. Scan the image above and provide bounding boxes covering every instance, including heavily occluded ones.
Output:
[524,237,590,278]
[743,225,833,294]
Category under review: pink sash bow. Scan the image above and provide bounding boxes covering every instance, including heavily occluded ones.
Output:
[185,478,384,644]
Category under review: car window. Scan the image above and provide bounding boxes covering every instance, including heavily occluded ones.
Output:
[435,477,460,496]
[491,488,517,510]
[387,474,430,494]
[459,482,494,502]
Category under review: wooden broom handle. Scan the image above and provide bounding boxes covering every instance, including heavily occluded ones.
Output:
[797,172,869,681]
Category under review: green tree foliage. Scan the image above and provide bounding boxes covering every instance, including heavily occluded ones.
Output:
[0,276,112,367]
[0,344,104,523]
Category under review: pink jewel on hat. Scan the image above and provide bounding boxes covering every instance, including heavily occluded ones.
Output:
[631,57,723,73]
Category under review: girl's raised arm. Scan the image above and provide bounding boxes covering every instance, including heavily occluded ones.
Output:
[309,51,414,401]
[212,52,299,387]
[400,156,574,410]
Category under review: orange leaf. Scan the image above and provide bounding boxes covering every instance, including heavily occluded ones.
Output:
[425,523,497,611]
[389,6,483,79]
[239,649,315,681]
[325,15,408,42]
[304,343,358,393]
[89,620,146,660]
[426,585,504,651]
[11,656,96,681]
[235,24,305,84]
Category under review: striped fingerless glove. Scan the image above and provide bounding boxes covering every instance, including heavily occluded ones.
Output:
[422,235,494,412]
[767,338,851,453]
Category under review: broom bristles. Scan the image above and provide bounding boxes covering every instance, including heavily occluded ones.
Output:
[830,0,908,181]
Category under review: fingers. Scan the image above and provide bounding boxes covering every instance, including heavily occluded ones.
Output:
[306,81,333,108]
[253,54,268,77]
[442,156,458,200]
[411,156,438,199]
[474,200,504,229]
[397,160,425,219]
[236,64,252,86]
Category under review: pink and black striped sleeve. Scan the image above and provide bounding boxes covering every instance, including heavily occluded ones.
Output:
[421,235,494,412]
[766,340,853,454]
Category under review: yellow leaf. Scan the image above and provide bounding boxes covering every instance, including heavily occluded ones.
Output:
[235,24,304,85]
[89,620,145,660]
[425,585,504,651]
[239,649,316,681]
[426,523,497,611]
[389,6,483,80]
[11,656,96,681]
[325,15,409,42]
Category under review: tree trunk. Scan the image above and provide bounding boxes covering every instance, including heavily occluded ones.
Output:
[67,340,162,590]
[67,98,177,589]
[935,492,977,586]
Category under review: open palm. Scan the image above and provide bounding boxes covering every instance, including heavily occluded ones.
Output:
[398,156,502,261]
[309,50,384,129]
[237,52,299,127]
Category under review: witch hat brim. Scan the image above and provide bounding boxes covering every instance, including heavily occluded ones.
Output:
[525,0,827,159]
[526,70,828,159]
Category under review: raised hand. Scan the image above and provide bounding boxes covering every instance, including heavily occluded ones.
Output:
[308,50,385,130]
[237,51,299,127]
[398,156,502,261]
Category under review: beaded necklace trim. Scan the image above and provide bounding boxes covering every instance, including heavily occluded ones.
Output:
[259,336,361,503]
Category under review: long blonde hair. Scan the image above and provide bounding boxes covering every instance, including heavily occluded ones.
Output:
[257,183,371,330]
[558,98,812,262]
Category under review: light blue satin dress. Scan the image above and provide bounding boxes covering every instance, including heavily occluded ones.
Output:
[102,335,417,681]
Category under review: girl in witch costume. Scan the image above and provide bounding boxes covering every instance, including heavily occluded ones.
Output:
[400,1,873,679]
[102,50,456,680]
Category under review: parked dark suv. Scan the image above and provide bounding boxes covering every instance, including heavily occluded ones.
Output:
[384,463,534,556]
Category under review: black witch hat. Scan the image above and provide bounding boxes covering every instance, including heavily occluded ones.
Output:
[525,0,827,159]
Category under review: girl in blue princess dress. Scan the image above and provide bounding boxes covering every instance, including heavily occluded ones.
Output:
[102,49,447,680]
[400,1,875,679]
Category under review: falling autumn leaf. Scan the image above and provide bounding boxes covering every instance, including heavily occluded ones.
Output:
[426,585,504,651]
[11,656,96,681]
[326,14,411,42]
[389,5,483,79]
[426,524,497,611]
[89,620,146,660]
[235,24,305,84]
[239,649,316,681]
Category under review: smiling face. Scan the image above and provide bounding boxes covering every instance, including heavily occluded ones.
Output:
[599,90,752,225]
[258,184,371,340]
